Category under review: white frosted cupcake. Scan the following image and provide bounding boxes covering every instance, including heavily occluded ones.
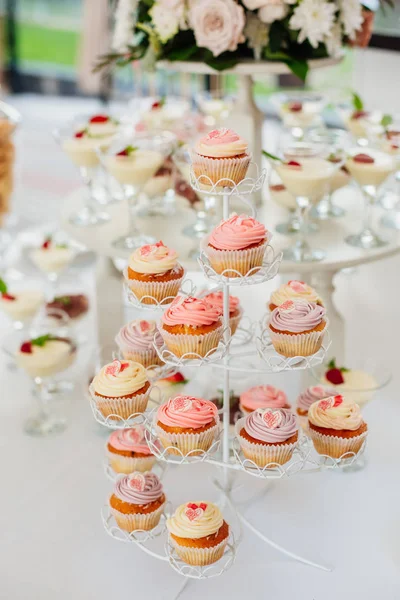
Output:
[107,426,156,474]
[115,319,164,367]
[269,280,323,311]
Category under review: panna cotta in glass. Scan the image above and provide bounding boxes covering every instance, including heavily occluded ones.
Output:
[275,157,335,203]
[30,237,75,275]
[16,334,76,379]
[0,289,43,322]
[346,149,396,188]
[105,145,164,186]
[62,114,118,169]
[269,182,297,210]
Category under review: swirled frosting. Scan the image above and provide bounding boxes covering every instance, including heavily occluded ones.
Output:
[208,214,267,251]
[113,472,163,505]
[203,291,240,316]
[270,280,321,306]
[308,395,363,431]
[297,385,336,412]
[194,128,248,158]
[93,359,148,397]
[129,241,178,274]
[269,300,326,333]
[243,408,298,443]
[240,385,288,411]
[167,502,223,539]
[161,296,222,327]
[108,426,152,455]
[157,395,219,429]
[115,319,162,353]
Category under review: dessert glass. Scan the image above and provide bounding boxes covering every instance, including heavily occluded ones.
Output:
[271,91,325,140]
[378,120,400,230]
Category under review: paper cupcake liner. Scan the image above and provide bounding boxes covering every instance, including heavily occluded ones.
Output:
[107,451,156,474]
[235,418,297,467]
[191,151,251,186]
[170,535,228,566]
[229,308,243,336]
[268,322,328,358]
[159,325,223,358]
[111,501,165,532]
[308,427,368,459]
[89,384,150,420]
[124,269,184,305]
[155,421,219,456]
[203,238,269,278]
[120,348,164,368]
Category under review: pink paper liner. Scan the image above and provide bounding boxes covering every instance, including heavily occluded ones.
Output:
[154,419,220,456]
[235,417,298,467]
[107,451,156,474]
[170,534,229,566]
[307,426,368,459]
[191,150,251,186]
[159,324,223,358]
[124,268,185,305]
[268,320,328,357]
[229,307,243,336]
[111,501,165,532]
[202,236,271,278]
[119,348,164,368]
[89,383,150,420]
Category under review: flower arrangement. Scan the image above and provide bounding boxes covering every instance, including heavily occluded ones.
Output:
[96,0,388,80]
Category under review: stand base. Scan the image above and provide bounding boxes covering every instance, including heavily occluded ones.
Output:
[380,211,400,230]
[113,233,157,251]
[69,207,110,227]
[24,413,67,436]
[282,246,326,262]
[345,231,387,249]
[310,204,345,220]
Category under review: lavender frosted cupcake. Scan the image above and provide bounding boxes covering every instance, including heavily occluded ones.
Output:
[236,408,299,467]
[240,385,290,415]
[296,385,336,417]
[268,300,328,357]
[115,319,163,368]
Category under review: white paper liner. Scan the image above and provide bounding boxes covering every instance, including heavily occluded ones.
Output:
[229,307,243,336]
[89,383,150,419]
[124,270,185,305]
[107,451,156,474]
[154,420,219,456]
[159,324,223,358]
[191,150,251,186]
[203,238,269,278]
[111,501,165,532]
[119,348,164,368]
[308,426,368,459]
[235,417,298,467]
[170,534,229,566]
[268,321,328,357]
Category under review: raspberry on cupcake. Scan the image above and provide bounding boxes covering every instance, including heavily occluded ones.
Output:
[159,296,223,358]
[268,299,328,357]
[167,501,229,566]
[307,395,368,459]
[115,319,163,368]
[109,471,165,532]
[107,426,156,474]
[269,280,323,311]
[125,241,184,305]
[205,213,271,278]
[240,385,290,415]
[155,395,219,456]
[202,290,243,335]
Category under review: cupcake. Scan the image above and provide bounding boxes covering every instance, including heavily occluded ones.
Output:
[115,319,164,368]
[159,296,223,359]
[203,291,243,335]
[109,471,165,532]
[107,426,156,474]
[90,359,150,420]
[167,502,229,566]
[296,385,336,417]
[269,280,323,311]
[191,128,251,186]
[240,385,290,415]
[268,300,328,357]
[125,241,185,305]
[205,214,271,278]
[155,395,219,456]
[236,408,299,467]
[308,395,368,459]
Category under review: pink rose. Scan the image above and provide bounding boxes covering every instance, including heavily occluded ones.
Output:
[189,0,245,57]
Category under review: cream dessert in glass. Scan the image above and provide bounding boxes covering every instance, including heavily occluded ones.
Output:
[0,277,43,329]
[272,91,325,139]
[379,122,400,230]
[267,172,317,236]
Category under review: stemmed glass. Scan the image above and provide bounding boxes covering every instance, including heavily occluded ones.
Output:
[141,131,178,218]
[195,91,235,128]
[271,91,325,141]
[99,133,168,250]
[378,120,400,230]
[345,147,396,248]
[268,171,317,236]
[28,233,77,299]
[265,142,337,262]
[53,124,111,227]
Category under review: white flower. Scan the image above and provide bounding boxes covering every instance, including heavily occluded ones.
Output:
[289,0,336,49]
[112,0,138,53]
[149,2,180,43]
[242,0,270,8]
[258,0,288,24]
[339,0,363,41]
[157,0,188,30]
[325,22,343,57]
[244,11,269,59]
[188,0,245,58]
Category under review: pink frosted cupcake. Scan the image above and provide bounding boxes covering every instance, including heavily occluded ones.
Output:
[296,385,336,417]
[159,296,223,358]
[155,395,220,456]
[240,385,290,415]
[107,426,156,474]
[236,408,299,467]
[268,300,328,357]
[115,319,164,368]
[203,290,243,335]
[191,128,251,186]
[269,280,323,311]
[205,214,271,278]
[125,241,185,305]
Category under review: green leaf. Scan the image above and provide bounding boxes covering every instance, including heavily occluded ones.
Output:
[126,145,138,156]
[0,278,7,294]
[54,296,72,306]
[56,243,68,249]
[286,59,309,82]
[166,45,198,61]
[340,366,350,373]
[31,334,53,347]
[381,114,393,128]
[204,55,239,71]
[327,358,336,369]
[262,150,282,163]
[352,92,364,112]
